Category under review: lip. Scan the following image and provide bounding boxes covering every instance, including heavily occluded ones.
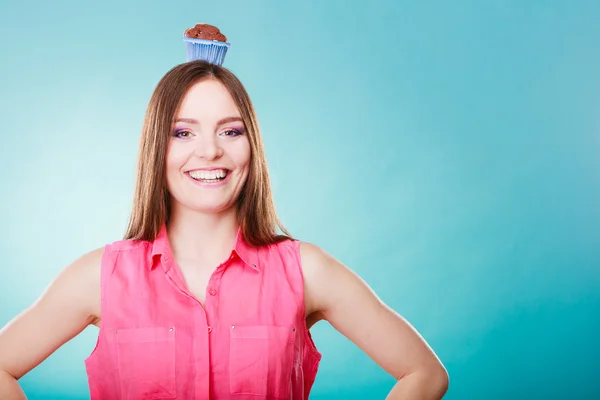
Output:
[185,167,230,173]
[185,170,232,187]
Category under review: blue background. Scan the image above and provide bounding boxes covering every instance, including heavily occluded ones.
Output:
[1,0,599,398]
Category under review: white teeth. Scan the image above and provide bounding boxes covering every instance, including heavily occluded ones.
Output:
[189,169,228,181]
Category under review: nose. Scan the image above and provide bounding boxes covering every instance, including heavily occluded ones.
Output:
[194,133,223,160]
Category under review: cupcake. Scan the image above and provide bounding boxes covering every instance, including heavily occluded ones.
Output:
[183,23,230,65]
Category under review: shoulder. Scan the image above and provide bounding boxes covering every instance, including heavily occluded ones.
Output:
[57,238,147,312]
[65,238,147,279]
[266,239,329,272]
[298,241,335,279]
[298,241,355,283]
[298,241,368,316]
[61,247,104,286]
[31,246,106,326]
[261,239,358,299]
[66,239,146,280]
[104,238,149,253]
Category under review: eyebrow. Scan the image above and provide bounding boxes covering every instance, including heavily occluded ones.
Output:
[174,116,244,126]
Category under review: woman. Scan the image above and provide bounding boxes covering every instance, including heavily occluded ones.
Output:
[0,61,449,399]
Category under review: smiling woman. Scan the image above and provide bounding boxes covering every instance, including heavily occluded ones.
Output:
[0,60,448,400]
[123,62,288,247]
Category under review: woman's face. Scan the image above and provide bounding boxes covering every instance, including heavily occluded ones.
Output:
[166,78,251,216]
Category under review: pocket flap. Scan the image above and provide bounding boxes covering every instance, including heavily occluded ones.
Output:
[116,326,175,343]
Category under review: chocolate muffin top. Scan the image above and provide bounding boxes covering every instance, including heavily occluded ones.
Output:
[184,23,227,42]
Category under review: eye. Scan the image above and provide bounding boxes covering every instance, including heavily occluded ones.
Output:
[220,128,244,137]
[173,129,192,138]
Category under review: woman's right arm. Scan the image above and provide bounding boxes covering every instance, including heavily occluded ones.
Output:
[0,247,103,399]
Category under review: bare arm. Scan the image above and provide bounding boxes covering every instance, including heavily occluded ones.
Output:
[301,242,449,400]
[0,248,102,399]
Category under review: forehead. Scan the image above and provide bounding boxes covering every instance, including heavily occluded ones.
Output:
[176,79,240,120]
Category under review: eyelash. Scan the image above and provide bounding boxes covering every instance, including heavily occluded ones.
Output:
[222,128,244,137]
[173,130,192,138]
[172,128,244,138]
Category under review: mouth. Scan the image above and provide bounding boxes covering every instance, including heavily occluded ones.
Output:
[186,168,230,183]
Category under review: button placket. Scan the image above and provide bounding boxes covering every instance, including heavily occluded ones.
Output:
[207,267,226,298]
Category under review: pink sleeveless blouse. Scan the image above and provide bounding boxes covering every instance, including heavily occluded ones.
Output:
[84,225,322,399]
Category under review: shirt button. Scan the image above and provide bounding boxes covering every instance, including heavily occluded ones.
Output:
[207,326,212,333]
[209,288,217,296]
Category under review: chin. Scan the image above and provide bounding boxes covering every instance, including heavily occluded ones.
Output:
[168,188,241,216]
[185,201,237,215]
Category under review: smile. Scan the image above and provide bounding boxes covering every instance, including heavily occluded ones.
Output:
[186,168,230,184]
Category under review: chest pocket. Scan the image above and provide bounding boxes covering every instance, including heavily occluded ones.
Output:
[229,325,297,399]
[115,326,177,400]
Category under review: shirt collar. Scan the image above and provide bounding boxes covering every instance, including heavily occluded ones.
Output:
[150,224,260,272]
[150,224,171,264]
[232,226,261,272]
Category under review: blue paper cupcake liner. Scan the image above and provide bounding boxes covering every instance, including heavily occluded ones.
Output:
[183,37,231,66]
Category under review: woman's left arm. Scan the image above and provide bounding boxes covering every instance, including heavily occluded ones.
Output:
[300,242,449,400]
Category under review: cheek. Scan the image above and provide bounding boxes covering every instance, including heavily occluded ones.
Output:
[231,139,251,169]
[165,144,189,191]
[166,143,188,173]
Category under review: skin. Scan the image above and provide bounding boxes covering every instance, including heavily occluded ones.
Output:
[0,79,448,399]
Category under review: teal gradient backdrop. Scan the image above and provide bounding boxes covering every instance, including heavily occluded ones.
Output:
[1,1,599,398]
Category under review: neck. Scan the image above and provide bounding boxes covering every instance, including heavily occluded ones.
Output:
[166,205,240,263]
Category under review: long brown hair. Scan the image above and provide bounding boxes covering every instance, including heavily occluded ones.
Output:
[124,60,291,246]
